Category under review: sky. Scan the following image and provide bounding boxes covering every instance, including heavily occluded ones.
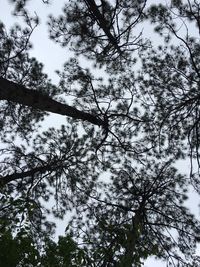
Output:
[0,1,200,266]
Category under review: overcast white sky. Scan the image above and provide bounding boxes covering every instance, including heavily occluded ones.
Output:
[1,1,200,266]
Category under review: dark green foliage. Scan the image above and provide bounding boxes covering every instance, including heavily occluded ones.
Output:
[68,160,200,266]
[0,229,39,267]
[48,0,147,68]
[0,20,58,140]
[0,229,91,267]
[1,1,200,266]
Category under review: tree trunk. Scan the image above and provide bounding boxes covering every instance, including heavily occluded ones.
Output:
[0,161,61,186]
[0,77,103,126]
[84,0,121,53]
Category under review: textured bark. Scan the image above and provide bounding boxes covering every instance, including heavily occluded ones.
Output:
[0,162,60,187]
[0,77,103,126]
[84,0,121,53]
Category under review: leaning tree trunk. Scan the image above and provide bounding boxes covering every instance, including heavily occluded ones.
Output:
[0,158,67,187]
[84,0,122,53]
[0,77,103,126]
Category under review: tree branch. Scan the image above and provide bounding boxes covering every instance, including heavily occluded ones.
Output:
[0,77,103,126]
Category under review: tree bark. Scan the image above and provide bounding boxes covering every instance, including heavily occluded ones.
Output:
[0,77,103,126]
[84,0,122,53]
[0,161,61,187]
[0,165,50,187]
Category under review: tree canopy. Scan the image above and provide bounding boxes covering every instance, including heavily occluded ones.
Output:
[1,0,200,266]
